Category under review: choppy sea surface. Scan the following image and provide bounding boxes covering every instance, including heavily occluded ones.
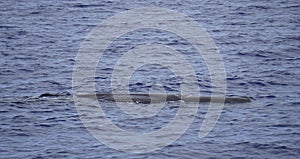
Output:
[1,0,299,158]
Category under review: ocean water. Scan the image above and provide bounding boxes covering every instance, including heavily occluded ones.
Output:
[1,0,299,158]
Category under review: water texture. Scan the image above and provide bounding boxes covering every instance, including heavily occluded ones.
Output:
[0,0,299,158]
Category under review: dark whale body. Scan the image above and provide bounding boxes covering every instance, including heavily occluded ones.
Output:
[76,93,252,104]
[39,93,251,103]
[40,93,251,103]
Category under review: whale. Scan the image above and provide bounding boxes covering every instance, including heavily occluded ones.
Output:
[40,93,251,104]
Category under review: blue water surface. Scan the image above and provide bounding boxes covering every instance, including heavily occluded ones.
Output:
[0,0,299,158]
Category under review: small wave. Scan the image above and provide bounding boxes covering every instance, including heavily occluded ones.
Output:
[267,124,300,128]
[71,4,106,8]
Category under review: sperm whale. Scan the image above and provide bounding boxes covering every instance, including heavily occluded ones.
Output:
[39,93,251,103]
[44,93,251,104]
